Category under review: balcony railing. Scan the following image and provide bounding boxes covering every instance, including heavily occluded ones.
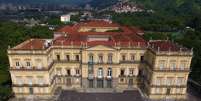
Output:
[153,68,190,72]
[10,66,48,71]
[13,84,49,87]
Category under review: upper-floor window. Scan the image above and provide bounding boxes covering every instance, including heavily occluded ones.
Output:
[177,77,184,85]
[37,62,42,69]
[37,76,44,85]
[107,68,112,77]
[166,77,174,85]
[159,60,165,70]
[122,54,126,61]
[66,69,71,76]
[16,76,23,85]
[76,69,80,75]
[98,68,103,78]
[170,60,176,70]
[66,55,70,61]
[56,54,60,61]
[98,54,103,63]
[131,54,135,61]
[129,68,134,76]
[108,54,113,63]
[180,61,187,70]
[89,54,93,63]
[75,55,79,61]
[155,77,163,85]
[56,68,62,75]
[36,59,42,69]
[27,76,33,85]
[16,61,20,69]
[120,69,125,76]
[140,55,144,62]
[26,61,31,69]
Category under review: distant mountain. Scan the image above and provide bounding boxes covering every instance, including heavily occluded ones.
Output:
[0,0,90,5]
[0,0,118,7]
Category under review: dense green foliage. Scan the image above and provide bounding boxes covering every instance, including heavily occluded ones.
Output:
[0,22,52,100]
[113,0,201,84]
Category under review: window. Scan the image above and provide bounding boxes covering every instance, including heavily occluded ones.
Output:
[155,88,161,94]
[26,62,31,69]
[66,55,70,61]
[27,77,33,85]
[97,68,103,78]
[180,61,187,70]
[56,54,60,61]
[66,69,71,76]
[76,69,80,75]
[176,88,182,94]
[156,77,163,85]
[159,60,165,70]
[107,80,112,88]
[131,54,135,61]
[18,88,23,93]
[140,55,144,62]
[122,54,126,61]
[120,69,125,76]
[129,69,134,76]
[89,54,93,63]
[170,60,176,70]
[16,76,23,85]
[89,80,93,88]
[56,68,62,75]
[177,77,184,85]
[75,55,79,61]
[167,77,173,85]
[38,76,44,85]
[107,68,112,77]
[16,61,20,69]
[120,78,124,83]
[98,54,103,63]
[37,62,42,69]
[108,54,113,63]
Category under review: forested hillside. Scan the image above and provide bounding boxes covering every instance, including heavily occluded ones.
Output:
[113,0,201,84]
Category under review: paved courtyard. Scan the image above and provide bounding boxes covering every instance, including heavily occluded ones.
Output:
[57,90,143,101]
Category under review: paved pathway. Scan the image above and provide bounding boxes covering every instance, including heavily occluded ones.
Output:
[58,90,143,101]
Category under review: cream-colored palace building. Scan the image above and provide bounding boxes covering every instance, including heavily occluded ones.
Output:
[7,20,193,99]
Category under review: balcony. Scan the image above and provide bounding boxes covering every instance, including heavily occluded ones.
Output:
[10,66,48,71]
[13,83,49,87]
[106,75,112,79]
[150,84,187,88]
[119,60,142,64]
[153,68,190,72]
[10,61,54,71]
[54,59,81,63]
[88,74,94,79]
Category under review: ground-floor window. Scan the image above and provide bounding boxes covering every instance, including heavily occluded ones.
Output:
[166,88,171,95]
[128,78,133,86]
[29,87,34,94]
[97,80,104,88]
[66,78,71,86]
[88,79,93,88]
[107,80,112,88]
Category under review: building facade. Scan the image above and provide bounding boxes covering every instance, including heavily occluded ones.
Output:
[7,20,193,99]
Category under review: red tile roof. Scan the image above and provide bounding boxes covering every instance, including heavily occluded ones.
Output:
[10,20,189,52]
[149,40,189,52]
[12,39,46,50]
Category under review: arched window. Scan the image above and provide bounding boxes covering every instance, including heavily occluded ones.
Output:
[98,53,103,63]
[98,68,103,78]
[88,53,94,63]
[107,68,112,77]
[108,53,113,63]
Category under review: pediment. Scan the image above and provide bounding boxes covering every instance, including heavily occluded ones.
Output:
[86,45,116,51]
